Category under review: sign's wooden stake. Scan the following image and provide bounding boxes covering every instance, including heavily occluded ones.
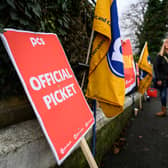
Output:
[80,138,98,168]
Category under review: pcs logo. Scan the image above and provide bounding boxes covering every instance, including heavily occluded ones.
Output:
[107,38,124,78]
[30,37,45,47]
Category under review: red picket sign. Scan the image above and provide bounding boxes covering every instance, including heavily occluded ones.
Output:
[1,29,94,165]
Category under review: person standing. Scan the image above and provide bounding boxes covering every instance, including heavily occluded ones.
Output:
[154,39,168,116]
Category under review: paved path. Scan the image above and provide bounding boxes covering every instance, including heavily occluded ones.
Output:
[101,97,168,168]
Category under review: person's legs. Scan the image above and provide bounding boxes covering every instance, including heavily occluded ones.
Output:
[160,87,167,106]
[155,87,167,116]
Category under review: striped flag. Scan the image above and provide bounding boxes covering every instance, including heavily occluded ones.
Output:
[86,0,125,118]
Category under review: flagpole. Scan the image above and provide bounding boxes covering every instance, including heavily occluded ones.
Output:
[81,29,98,157]
[79,29,98,168]
[81,29,94,89]
[138,42,145,108]
[92,99,97,157]
[138,42,147,64]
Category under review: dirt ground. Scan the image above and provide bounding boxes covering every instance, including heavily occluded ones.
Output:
[101,96,168,168]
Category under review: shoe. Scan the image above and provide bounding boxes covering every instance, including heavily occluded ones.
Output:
[155,106,166,117]
[155,111,166,116]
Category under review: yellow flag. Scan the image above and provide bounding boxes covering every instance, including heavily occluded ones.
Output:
[86,0,125,118]
[138,42,153,94]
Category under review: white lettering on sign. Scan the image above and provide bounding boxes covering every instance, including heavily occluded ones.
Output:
[29,68,73,91]
[85,118,93,127]
[73,128,84,140]
[43,83,77,110]
[60,141,72,154]
[29,68,76,110]
[30,37,45,47]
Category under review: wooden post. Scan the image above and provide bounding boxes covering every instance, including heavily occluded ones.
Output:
[80,138,99,168]
[139,94,142,110]
[81,30,94,89]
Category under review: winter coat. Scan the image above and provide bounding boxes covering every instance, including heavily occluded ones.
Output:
[153,54,168,88]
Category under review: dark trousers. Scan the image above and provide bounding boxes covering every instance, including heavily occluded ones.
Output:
[159,87,167,106]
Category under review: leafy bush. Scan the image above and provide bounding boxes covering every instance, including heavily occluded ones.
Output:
[0,0,94,99]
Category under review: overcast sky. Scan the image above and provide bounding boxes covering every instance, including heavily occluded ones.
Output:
[90,0,139,16]
[117,0,140,39]
[117,0,139,17]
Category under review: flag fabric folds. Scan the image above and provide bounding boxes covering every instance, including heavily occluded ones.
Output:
[86,0,125,118]
[138,42,153,95]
